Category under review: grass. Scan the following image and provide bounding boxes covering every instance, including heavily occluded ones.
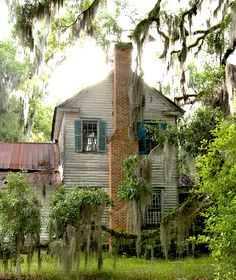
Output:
[0,253,215,280]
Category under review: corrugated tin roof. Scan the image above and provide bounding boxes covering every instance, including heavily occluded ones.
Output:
[0,142,59,171]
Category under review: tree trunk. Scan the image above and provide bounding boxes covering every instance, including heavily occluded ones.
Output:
[16,235,21,280]
[136,201,142,258]
[97,214,103,271]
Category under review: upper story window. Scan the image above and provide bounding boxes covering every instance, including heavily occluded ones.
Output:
[83,121,98,151]
[137,121,166,155]
[74,119,107,153]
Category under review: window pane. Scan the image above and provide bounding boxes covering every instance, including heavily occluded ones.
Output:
[83,121,98,152]
[145,189,162,227]
[137,122,158,154]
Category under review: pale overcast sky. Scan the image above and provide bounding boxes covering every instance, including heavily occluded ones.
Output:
[0,0,11,39]
[0,0,162,104]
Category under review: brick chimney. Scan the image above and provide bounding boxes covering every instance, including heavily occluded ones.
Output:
[109,43,138,231]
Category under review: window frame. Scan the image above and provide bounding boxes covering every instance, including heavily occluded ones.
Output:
[137,121,158,155]
[144,188,163,228]
[137,120,167,155]
[74,118,107,153]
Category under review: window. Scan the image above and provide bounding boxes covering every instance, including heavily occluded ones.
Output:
[144,189,162,228]
[74,119,107,152]
[82,121,98,151]
[137,121,166,154]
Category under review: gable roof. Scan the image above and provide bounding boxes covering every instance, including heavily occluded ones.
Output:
[51,72,184,140]
[150,86,185,116]
[0,142,59,172]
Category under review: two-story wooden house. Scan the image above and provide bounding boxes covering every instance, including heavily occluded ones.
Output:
[51,43,184,231]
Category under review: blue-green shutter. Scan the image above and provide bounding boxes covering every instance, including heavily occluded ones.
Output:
[137,122,146,154]
[99,120,107,152]
[74,120,82,152]
[137,122,146,140]
[159,121,167,131]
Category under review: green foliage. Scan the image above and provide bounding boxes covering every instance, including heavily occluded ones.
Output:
[206,30,226,55]
[0,97,24,141]
[146,107,224,175]
[160,194,205,259]
[0,172,41,238]
[45,3,79,61]
[29,102,54,142]
[188,63,226,108]
[0,172,41,276]
[0,39,29,111]
[92,10,123,51]
[0,39,29,86]
[145,121,168,149]
[49,186,111,274]
[117,155,151,258]
[118,155,151,201]
[177,107,224,156]
[196,119,236,278]
[50,185,111,238]
[0,252,215,280]
[205,15,230,56]
[118,176,149,201]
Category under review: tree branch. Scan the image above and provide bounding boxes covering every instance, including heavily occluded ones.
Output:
[222,39,236,65]
[62,0,106,34]
[170,21,224,57]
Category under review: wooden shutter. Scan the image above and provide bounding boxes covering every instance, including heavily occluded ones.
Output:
[74,120,82,152]
[137,122,146,140]
[137,122,146,154]
[159,121,167,131]
[99,120,107,152]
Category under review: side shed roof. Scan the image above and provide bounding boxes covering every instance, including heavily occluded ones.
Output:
[0,142,59,172]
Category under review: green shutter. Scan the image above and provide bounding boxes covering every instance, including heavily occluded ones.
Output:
[159,121,167,131]
[99,120,107,152]
[137,122,146,154]
[137,122,146,140]
[74,120,82,152]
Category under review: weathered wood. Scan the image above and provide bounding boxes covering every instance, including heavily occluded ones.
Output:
[54,71,182,225]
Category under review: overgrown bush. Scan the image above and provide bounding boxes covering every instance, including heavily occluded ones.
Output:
[0,172,41,278]
[49,186,111,275]
[196,119,236,279]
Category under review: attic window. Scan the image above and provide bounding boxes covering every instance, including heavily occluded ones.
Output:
[74,119,107,153]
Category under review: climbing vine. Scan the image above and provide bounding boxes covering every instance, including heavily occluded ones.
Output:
[118,155,151,257]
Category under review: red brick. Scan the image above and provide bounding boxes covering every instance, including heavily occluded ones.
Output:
[109,43,138,230]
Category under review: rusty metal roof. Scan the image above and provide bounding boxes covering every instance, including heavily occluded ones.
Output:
[0,142,59,171]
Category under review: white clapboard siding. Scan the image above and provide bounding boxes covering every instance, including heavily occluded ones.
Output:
[62,74,113,189]
[149,142,178,212]
[35,184,57,242]
[143,86,181,122]
[56,72,181,225]
[143,86,179,212]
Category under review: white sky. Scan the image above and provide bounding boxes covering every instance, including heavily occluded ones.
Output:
[47,0,159,104]
[0,0,160,105]
[0,0,218,106]
[0,0,11,39]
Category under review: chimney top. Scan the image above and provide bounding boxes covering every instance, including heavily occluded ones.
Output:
[115,42,133,51]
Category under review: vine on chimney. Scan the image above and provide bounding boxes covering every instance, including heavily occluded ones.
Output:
[118,155,151,257]
[128,70,145,140]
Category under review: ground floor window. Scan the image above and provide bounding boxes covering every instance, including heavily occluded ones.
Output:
[144,189,162,227]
